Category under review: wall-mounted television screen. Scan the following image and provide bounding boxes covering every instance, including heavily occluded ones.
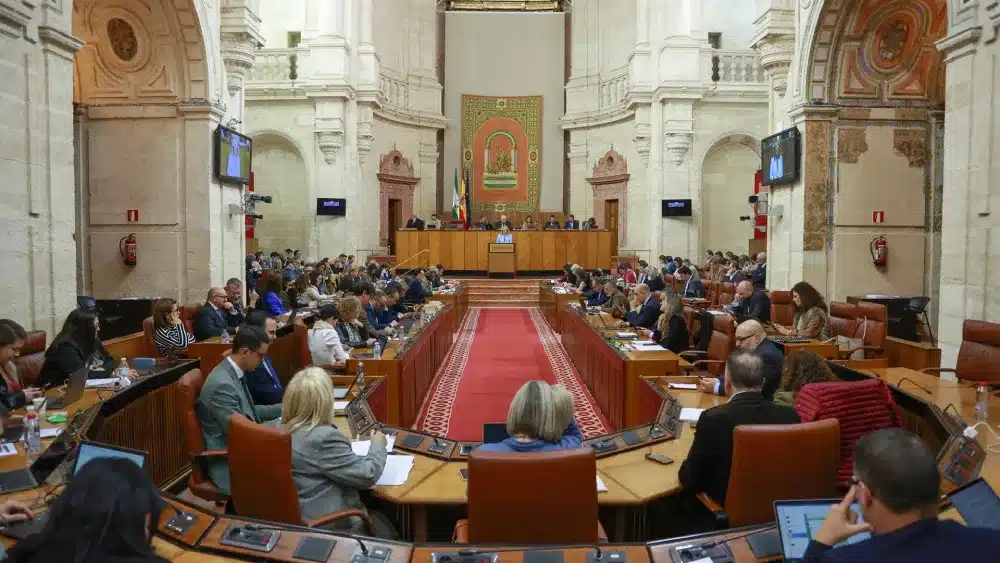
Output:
[215,125,253,185]
[316,198,347,216]
[662,199,693,217]
[761,127,800,186]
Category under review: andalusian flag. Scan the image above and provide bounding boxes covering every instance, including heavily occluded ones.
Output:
[452,168,461,221]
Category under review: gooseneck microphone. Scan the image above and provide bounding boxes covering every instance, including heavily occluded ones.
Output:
[896,377,932,395]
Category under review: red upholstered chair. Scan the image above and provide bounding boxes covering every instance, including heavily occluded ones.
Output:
[827,302,859,339]
[180,303,202,334]
[142,317,157,356]
[21,330,46,355]
[176,369,229,505]
[794,379,901,484]
[839,302,887,360]
[922,320,1000,384]
[680,314,735,378]
[454,448,606,544]
[770,291,794,327]
[12,352,46,388]
[717,283,736,307]
[227,414,375,532]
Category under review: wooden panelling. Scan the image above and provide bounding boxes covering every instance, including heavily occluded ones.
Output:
[395,230,614,271]
[105,332,153,359]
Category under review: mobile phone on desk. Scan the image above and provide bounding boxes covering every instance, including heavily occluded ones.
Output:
[646,452,674,465]
[459,468,469,481]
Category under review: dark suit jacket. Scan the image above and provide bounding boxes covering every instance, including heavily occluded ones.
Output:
[543,221,561,229]
[802,518,1000,563]
[476,221,493,230]
[405,278,433,304]
[193,303,230,341]
[733,290,771,323]
[244,356,284,405]
[653,315,690,354]
[678,392,800,503]
[39,339,115,388]
[752,264,766,290]
[626,295,661,330]
[683,278,706,298]
[711,338,784,399]
[647,276,666,292]
[587,289,608,307]
[226,300,247,328]
[405,218,424,230]
[564,220,580,230]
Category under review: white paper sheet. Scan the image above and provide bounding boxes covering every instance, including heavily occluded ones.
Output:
[39,428,62,439]
[680,408,705,422]
[633,343,666,351]
[596,475,608,492]
[85,378,119,388]
[668,383,698,390]
[615,332,634,338]
[351,435,396,456]
[0,443,16,457]
[334,401,350,411]
[374,455,414,486]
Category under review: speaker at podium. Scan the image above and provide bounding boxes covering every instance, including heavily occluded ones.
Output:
[488,228,515,277]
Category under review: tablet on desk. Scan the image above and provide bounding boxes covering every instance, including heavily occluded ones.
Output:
[775,499,871,562]
[945,478,1000,530]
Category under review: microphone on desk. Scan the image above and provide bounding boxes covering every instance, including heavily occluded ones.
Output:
[896,377,933,395]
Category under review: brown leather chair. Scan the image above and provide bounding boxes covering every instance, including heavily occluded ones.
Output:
[21,330,46,355]
[827,302,858,339]
[923,319,1000,384]
[176,368,229,505]
[181,302,202,334]
[697,419,840,528]
[770,290,794,326]
[706,281,720,307]
[227,414,375,532]
[12,352,46,388]
[454,448,606,544]
[142,317,158,356]
[839,302,887,360]
[680,315,735,378]
[717,282,736,307]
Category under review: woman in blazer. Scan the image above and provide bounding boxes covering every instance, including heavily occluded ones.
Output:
[308,304,350,365]
[334,297,374,349]
[651,292,690,353]
[151,299,196,356]
[282,367,396,538]
[39,309,118,388]
[260,276,287,316]
[0,320,42,409]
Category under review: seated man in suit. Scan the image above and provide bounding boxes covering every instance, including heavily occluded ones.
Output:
[475,216,493,230]
[804,428,1000,563]
[625,284,660,331]
[679,351,800,505]
[193,287,235,341]
[564,214,580,230]
[543,214,561,229]
[243,310,285,405]
[727,280,771,323]
[353,282,380,338]
[405,214,424,229]
[587,280,610,307]
[600,281,630,312]
[427,214,441,229]
[195,325,282,494]
[405,270,434,305]
[495,214,513,231]
[699,319,783,399]
[675,266,706,298]
[224,278,255,328]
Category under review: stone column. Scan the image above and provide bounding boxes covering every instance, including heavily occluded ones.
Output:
[661,102,695,259]
[755,35,794,131]
[567,141,590,218]
[221,1,265,129]
[419,140,440,218]
[357,0,378,91]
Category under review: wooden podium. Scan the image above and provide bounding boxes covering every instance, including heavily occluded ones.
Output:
[488,243,515,276]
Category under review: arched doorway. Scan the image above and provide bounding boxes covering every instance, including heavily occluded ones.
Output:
[377,149,420,256]
[248,133,310,255]
[73,0,224,302]
[701,134,761,256]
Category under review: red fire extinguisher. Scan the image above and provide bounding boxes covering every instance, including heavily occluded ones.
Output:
[870,235,887,266]
[120,234,137,266]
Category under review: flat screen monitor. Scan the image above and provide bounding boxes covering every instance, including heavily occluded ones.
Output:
[761,127,801,186]
[316,198,347,216]
[662,199,693,217]
[946,478,1000,530]
[215,125,253,185]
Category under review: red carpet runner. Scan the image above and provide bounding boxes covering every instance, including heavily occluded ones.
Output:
[415,308,611,441]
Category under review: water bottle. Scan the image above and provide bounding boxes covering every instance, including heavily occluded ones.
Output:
[24,407,41,461]
[221,330,231,344]
[373,341,382,359]
[117,357,130,378]
[975,382,990,423]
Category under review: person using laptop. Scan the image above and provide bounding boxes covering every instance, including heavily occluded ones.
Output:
[477,380,581,453]
[803,428,1000,562]
[39,309,129,388]
[195,325,281,495]
[3,457,168,563]
[0,320,43,409]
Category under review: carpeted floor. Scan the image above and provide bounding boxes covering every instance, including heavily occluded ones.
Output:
[415,307,610,441]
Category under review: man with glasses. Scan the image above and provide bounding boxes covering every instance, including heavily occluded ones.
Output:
[195,325,281,495]
[224,278,258,329]
[699,319,784,399]
[242,311,285,405]
[193,287,235,341]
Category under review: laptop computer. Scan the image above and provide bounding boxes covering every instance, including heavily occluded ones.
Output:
[945,478,1000,530]
[0,430,79,495]
[483,423,509,444]
[775,499,872,562]
[45,366,88,409]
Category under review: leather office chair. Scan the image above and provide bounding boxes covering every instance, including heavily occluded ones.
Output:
[21,330,46,355]
[12,351,46,388]
[454,448,606,544]
[181,303,202,333]
[770,290,795,326]
[827,302,858,339]
[922,319,1000,384]
[176,368,229,505]
[227,414,376,533]
[142,317,158,357]
[680,315,734,377]
[717,282,736,307]
[706,281,719,308]
[697,419,840,528]
[839,302,887,360]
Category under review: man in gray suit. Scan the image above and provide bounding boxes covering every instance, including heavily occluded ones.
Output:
[196,325,282,494]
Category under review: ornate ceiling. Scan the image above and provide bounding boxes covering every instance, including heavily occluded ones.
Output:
[807,0,947,107]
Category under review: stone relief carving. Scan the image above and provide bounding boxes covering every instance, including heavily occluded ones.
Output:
[107,18,137,61]
[316,131,343,165]
[664,133,692,166]
[377,149,420,248]
[876,19,909,65]
[633,122,651,167]
[221,31,260,96]
[803,120,830,252]
[837,128,869,164]
[893,129,928,168]
[587,149,630,246]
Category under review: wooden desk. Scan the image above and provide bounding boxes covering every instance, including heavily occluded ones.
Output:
[648,524,778,563]
[410,545,651,563]
[885,336,941,371]
[488,242,516,275]
[431,283,469,332]
[396,229,613,272]
[539,283,583,333]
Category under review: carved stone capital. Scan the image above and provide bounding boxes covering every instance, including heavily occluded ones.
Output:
[316,130,344,165]
[418,142,439,164]
[356,119,375,165]
[754,34,794,95]
[633,122,651,167]
[568,143,589,167]
[663,133,692,166]
[221,31,261,96]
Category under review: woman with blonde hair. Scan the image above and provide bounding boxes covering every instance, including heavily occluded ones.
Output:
[281,367,397,538]
[478,380,582,452]
[651,291,689,353]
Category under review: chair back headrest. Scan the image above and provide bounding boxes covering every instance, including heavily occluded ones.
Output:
[769,290,793,304]
[829,302,858,320]
[857,301,886,323]
[176,369,208,458]
[21,330,46,355]
[956,319,1000,384]
[467,448,599,544]
[227,414,303,524]
[725,419,840,527]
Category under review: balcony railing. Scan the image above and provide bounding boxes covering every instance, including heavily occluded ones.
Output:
[598,66,629,109]
[247,48,305,83]
[711,50,766,85]
[379,71,409,108]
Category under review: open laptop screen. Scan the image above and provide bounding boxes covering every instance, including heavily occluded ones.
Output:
[482,423,509,444]
[946,478,1000,530]
[28,431,79,485]
[775,499,872,562]
[73,441,146,476]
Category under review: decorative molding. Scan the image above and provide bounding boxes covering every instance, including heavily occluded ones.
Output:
[447,0,560,11]
[893,128,928,168]
[754,35,795,95]
[38,25,85,61]
[377,149,420,247]
[587,149,630,247]
[803,119,830,252]
[418,142,439,164]
[837,128,869,164]
[221,31,260,96]
[567,143,589,166]
[633,121,651,167]
[357,106,375,166]
[0,0,33,41]
[316,130,344,165]
[663,133,692,166]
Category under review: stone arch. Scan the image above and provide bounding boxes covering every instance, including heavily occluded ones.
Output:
[72,0,214,104]
[244,128,310,166]
[700,137,760,255]
[252,132,311,254]
[702,132,761,165]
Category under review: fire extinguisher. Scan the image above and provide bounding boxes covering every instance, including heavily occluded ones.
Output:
[120,234,137,266]
[870,235,887,266]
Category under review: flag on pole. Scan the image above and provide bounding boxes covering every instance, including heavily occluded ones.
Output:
[463,168,472,230]
[452,168,461,221]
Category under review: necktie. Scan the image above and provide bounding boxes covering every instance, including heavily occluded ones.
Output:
[237,376,261,423]
[263,359,281,389]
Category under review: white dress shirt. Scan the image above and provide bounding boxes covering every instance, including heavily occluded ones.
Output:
[308,320,350,364]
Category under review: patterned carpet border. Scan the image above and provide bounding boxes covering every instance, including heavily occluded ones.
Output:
[527,308,611,438]
[413,308,481,436]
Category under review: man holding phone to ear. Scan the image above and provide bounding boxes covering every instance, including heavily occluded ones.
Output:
[803,428,1000,562]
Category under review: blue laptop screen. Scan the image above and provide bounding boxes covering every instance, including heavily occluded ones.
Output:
[482,423,509,444]
[74,443,145,475]
[776,501,871,561]
[948,479,1000,530]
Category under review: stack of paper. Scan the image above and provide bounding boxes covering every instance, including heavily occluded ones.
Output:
[351,435,396,456]
[375,455,414,486]
[334,400,350,411]
[85,378,119,388]
[615,331,634,339]
[668,382,698,390]
[680,408,705,423]
[633,342,666,351]
[596,475,609,492]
